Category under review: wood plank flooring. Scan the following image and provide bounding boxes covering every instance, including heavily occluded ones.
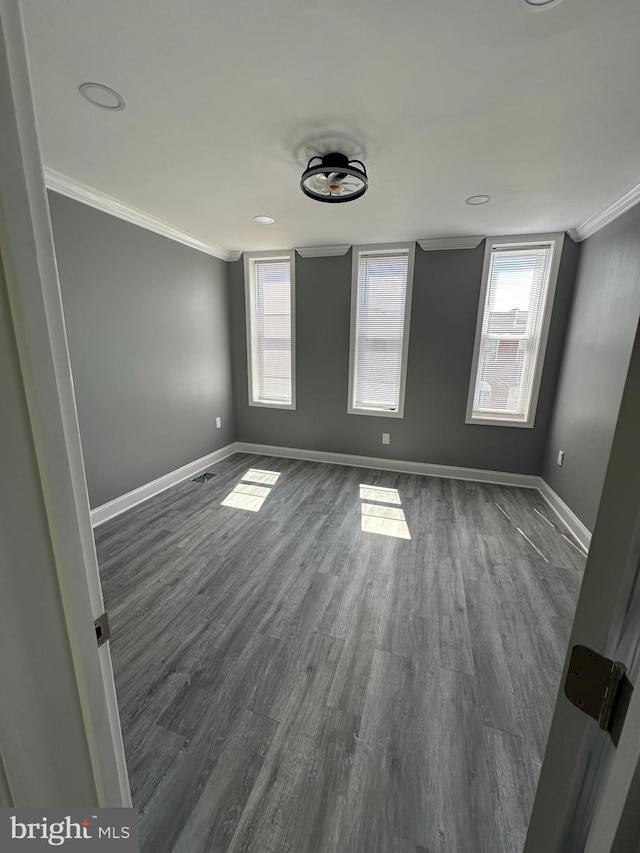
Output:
[95,454,586,853]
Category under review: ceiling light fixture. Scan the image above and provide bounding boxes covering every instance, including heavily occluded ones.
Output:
[79,82,126,111]
[301,152,368,203]
[523,0,562,6]
[253,215,275,225]
[465,195,491,205]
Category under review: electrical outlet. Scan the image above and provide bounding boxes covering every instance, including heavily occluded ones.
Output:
[557,450,564,467]
[216,417,222,429]
[382,433,390,445]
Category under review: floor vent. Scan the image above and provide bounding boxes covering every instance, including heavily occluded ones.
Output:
[191,472,217,483]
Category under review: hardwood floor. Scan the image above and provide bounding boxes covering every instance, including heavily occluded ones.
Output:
[95,454,585,853]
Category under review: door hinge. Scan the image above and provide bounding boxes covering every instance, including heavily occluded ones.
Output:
[94,611,111,647]
[564,644,634,746]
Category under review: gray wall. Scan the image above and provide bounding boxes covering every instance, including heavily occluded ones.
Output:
[543,203,640,531]
[229,238,580,474]
[49,192,234,508]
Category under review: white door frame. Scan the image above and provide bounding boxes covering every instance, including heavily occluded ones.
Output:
[0,0,129,806]
[585,533,640,853]
[525,314,640,851]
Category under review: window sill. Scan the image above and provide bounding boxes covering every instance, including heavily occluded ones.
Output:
[348,406,404,419]
[249,399,296,411]
[465,414,534,429]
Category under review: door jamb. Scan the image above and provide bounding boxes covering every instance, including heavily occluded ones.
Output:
[0,0,130,806]
[524,316,640,850]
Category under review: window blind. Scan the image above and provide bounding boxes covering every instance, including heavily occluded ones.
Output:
[251,258,292,404]
[471,243,554,422]
[352,250,411,412]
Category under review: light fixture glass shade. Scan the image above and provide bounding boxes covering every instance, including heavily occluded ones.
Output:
[301,152,368,203]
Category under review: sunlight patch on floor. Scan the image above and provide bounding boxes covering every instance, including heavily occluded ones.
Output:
[243,469,281,485]
[359,485,401,505]
[234,482,271,498]
[221,490,268,512]
[359,486,410,538]
[361,502,405,520]
[221,469,281,512]
[361,514,411,539]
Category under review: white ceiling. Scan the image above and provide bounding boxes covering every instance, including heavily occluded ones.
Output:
[21,0,640,255]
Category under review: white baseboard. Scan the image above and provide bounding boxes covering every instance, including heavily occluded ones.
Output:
[238,443,591,553]
[90,443,238,527]
[91,441,592,557]
[537,480,591,554]
[235,442,541,489]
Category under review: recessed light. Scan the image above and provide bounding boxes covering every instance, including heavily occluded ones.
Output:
[465,195,491,206]
[79,82,125,111]
[253,215,275,225]
[522,0,562,6]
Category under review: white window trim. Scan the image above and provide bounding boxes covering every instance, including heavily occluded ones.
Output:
[244,249,296,410]
[347,242,416,419]
[465,232,565,429]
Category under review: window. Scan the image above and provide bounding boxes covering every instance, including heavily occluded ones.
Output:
[466,233,564,427]
[244,251,295,409]
[348,243,415,417]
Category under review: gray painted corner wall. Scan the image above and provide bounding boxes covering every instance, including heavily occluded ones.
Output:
[49,191,235,508]
[543,203,640,532]
[229,238,579,474]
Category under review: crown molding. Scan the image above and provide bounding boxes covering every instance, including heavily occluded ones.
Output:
[417,235,484,251]
[570,177,640,242]
[295,244,351,258]
[44,167,235,261]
